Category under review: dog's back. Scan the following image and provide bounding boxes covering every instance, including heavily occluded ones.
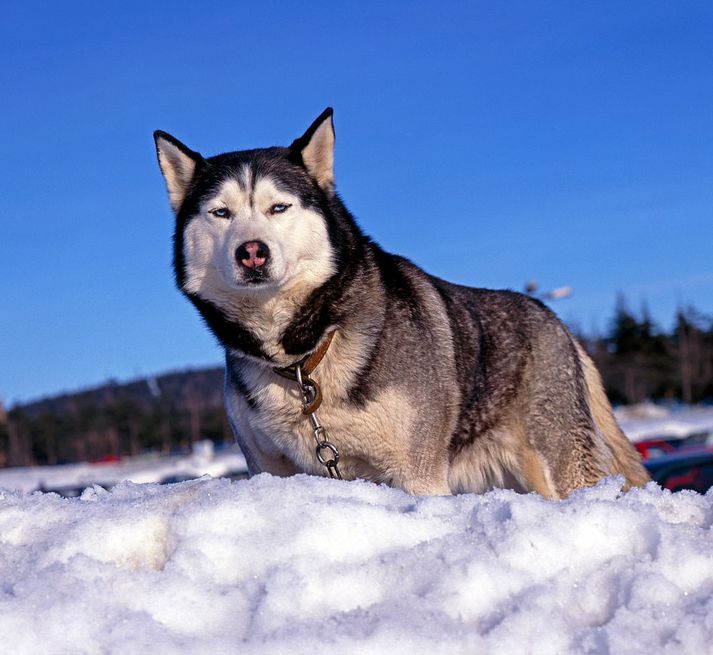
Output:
[416,273,650,496]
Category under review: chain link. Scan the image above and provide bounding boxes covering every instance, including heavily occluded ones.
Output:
[294,365,342,479]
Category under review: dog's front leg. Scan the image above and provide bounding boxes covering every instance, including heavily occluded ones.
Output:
[398,450,452,496]
[402,477,452,496]
[224,385,302,478]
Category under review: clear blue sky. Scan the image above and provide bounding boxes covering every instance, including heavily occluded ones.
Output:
[1,1,712,404]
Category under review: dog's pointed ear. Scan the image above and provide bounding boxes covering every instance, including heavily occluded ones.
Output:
[290,108,335,191]
[153,131,204,213]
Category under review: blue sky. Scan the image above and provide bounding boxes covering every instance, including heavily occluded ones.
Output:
[1,1,712,404]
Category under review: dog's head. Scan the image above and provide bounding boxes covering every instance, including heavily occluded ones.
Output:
[154,109,338,308]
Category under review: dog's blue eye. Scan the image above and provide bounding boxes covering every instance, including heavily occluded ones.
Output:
[270,203,291,215]
[210,208,231,219]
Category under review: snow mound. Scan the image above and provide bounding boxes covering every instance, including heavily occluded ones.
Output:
[1,475,712,654]
[0,442,247,493]
[615,405,713,443]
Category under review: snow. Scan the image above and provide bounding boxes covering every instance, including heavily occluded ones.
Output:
[1,474,712,654]
[615,405,713,443]
[0,441,247,493]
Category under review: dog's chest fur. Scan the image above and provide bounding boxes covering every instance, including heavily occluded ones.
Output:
[217,287,311,366]
[225,330,418,482]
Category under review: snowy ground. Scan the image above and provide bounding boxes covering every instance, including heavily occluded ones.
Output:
[1,407,713,653]
[0,441,248,494]
[0,475,712,654]
[615,404,713,444]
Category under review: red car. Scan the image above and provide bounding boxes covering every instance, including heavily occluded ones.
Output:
[644,448,713,494]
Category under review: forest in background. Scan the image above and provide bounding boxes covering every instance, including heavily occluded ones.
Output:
[1,299,712,468]
[584,299,713,406]
[0,368,228,468]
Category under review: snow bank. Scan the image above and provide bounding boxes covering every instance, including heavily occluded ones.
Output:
[616,405,713,443]
[0,443,247,493]
[1,475,712,654]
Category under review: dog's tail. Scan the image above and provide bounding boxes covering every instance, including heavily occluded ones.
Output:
[575,343,650,488]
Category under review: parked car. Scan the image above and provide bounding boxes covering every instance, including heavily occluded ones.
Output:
[644,448,713,494]
[634,439,676,460]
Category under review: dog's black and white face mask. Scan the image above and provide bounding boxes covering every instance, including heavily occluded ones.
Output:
[154,110,338,309]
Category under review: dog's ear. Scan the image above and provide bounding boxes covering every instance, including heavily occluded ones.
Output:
[290,108,335,192]
[153,131,204,213]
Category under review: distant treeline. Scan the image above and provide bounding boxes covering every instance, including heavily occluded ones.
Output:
[0,368,228,468]
[582,299,713,406]
[1,299,712,468]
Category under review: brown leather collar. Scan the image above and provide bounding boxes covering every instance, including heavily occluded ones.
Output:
[273,329,336,381]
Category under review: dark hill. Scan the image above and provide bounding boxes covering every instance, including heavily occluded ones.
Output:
[1,366,227,467]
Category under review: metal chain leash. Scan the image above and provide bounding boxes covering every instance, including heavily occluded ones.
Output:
[294,364,342,479]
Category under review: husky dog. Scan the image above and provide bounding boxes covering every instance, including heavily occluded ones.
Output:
[154,109,649,498]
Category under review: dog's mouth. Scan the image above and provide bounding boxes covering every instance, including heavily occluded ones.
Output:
[242,267,269,284]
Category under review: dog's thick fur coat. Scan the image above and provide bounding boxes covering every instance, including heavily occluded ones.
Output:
[154,109,649,498]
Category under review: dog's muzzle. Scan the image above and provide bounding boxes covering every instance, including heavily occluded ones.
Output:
[236,240,270,282]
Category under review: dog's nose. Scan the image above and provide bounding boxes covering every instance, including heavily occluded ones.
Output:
[236,241,270,269]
